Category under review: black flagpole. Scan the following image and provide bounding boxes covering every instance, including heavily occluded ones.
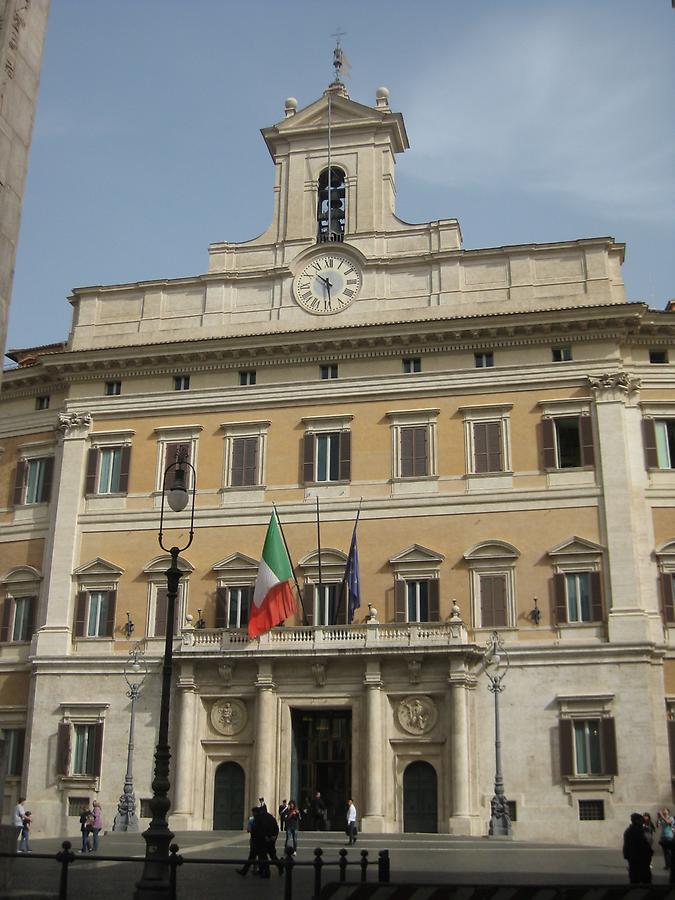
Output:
[316,496,323,618]
[272,503,309,626]
[333,498,363,626]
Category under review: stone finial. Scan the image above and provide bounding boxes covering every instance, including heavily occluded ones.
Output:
[366,603,379,623]
[375,86,390,110]
[449,600,461,621]
[284,97,298,118]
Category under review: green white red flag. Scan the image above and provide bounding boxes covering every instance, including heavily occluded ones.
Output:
[249,511,296,638]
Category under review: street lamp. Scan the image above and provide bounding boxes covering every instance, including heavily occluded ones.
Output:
[113,643,147,832]
[483,630,512,838]
[134,447,196,899]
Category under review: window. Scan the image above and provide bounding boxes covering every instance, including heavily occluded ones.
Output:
[552,346,573,362]
[74,590,116,638]
[68,796,90,816]
[216,586,251,629]
[573,720,603,774]
[313,583,340,626]
[35,396,49,410]
[558,697,618,780]
[151,586,184,637]
[660,570,675,624]
[387,409,439,482]
[479,574,507,627]
[475,352,494,368]
[239,370,256,386]
[578,799,605,821]
[472,422,503,474]
[394,579,439,623]
[302,427,351,484]
[465,540,519,629]
[154,425,202,493]
[173,375,190,391]
[403,358,421,374]
[57,720,103,778]
[320,364,338,380]
[86,445,131,495]
[143,554,192,637]
[541,416,594,469]
[643,418,675,469]
[0,595,36,642]
[231,436,259,487]
[105,381,122,395]
[317,166,346,242]
[400,427,428,477]
[221,421,268,491]
[554,572,603,624]
[13,456,54,505]
[461,404,512,478]
[73,724,99,775]
[4,728,25,776]
[649,350,668,365]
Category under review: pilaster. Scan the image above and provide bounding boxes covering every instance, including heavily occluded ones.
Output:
[171,664,198,827]
[361,659,384,832]
[253,662,276,808]
[447,666,481,835]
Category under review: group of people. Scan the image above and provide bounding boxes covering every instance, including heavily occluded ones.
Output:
[237,794,358,877]
[78,800,103,853]
[623,807,675,883]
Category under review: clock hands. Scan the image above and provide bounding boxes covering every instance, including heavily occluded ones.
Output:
[317,274,332,303]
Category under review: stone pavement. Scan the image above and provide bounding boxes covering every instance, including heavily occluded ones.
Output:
[0,830,668,899]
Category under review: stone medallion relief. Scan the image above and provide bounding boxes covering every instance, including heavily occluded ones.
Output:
[210,698,247,736]
[397,695,438,735]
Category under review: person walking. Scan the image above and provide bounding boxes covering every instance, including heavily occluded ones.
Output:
[278,799,289,830]
[310,792,327,831]
[13,797,26,850]
[254,807,282,878]
[79,802,93,853]
[91,801,103,851]
[657,807,674,869]
[623,812,653,884]
[237,807,260,876]
[346,799,358,845]
[18,810,32,853]
[284,800,300,855]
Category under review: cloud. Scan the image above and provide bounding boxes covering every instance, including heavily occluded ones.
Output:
[398,6,675,224]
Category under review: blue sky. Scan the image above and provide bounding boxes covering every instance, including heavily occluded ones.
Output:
[7,0,675,352]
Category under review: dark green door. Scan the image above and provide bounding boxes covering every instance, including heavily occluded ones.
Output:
[291,709,352,831]
[213,761,245,830]
[403,761,437,833]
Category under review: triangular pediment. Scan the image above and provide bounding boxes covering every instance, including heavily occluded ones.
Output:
[389,544,445,566]
[73,557,125,578]
[212,553,259,573]
[547,537,604,558]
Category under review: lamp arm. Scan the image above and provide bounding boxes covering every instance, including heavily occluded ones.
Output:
[158,459,196,555]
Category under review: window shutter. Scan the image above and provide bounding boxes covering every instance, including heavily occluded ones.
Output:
[41,457,55,503]
[155,588,169,637]
[473,423,488,474]
[414,427,428,476]
[104,590,116,637]
[25,596,37,640]
[643,418,658,469]
[244,437,258,486]
[85,448,99,494]
[428,579,440,622]
[492,576,507,627]
[165,442,191,488]
[661,573,675,624]
[395,579,406,622]
[541,418,556,469]
[118,446,131,494]
[474,422,502,474]
[303,434,315,484]
[215,587,228,628]
[74,592,87,637]
[559,719,574,776]
[579,416,595,467]
[589,572,603,622]
[92,722,104,777]
[487,421,502,472]
[12,459,26,506]
[231,438,245,487]
[601,717,618,775]
[339,431,351,481]
[56,722,71,776]
[302,583,314,626]
[400,429,414,478]
[0,599,11,642]
[554,573,568,625]
[481,575,507,627]
[668,720,675,777]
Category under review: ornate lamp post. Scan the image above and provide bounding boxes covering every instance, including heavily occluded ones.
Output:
[483,630,512,838]
[135,448,196,899]
[113,643,147,832]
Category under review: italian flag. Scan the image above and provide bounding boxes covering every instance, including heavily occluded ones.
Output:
[249,511,296,638]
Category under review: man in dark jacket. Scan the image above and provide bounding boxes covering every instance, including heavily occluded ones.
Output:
[623,812,653,884]
[253,807,282,878]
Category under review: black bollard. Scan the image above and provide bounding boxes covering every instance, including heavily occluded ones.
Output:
[338,848,348,882]
[359,849,368,882]
[168,843,183,900]
[312,847,323,900]
[378,848,390,883]
[56,840,75,900]
[284,844,294,900]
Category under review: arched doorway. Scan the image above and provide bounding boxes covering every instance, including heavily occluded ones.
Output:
[403,761,437,833]
[213,761,245,830]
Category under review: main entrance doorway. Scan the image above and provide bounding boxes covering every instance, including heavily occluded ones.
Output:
[213,761,245,830]
[291,710,351,831]
[403,760,437,833]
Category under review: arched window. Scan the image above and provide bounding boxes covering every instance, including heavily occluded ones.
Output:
[317,167,346,242]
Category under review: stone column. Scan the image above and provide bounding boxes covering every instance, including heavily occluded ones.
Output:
[171,664,198,827]
[589,374,662,643]
[253,662,276,806]
[361,660,385,832]
[35,412,92,656]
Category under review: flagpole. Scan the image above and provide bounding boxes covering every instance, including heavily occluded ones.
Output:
[272,503,309,626]
[316,496,323,618]
[333,498,362,626]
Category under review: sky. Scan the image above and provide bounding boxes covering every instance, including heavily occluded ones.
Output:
[6,0,675,353]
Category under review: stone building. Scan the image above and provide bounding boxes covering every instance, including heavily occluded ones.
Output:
[1,73,674,846]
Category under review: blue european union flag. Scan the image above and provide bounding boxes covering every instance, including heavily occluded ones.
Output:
[346,527,360,624]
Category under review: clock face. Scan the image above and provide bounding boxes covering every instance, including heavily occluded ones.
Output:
[293,253,362,315]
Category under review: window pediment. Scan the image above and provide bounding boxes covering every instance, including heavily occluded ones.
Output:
[143,554,194,576]
[389,545,444,568]
[212,553,259,582]
[73,558,124,579]
[548,537,604,559]
[0,566,41,588]
[464,541,519,564]
[299,548,347,577]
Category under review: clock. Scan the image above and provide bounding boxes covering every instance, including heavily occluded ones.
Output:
[293,253,362,315]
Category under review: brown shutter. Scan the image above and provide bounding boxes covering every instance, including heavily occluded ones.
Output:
[118,446,131,494]
[303,583,314,626]
[244,437,258,486]
[41,457,54,503]
[473,423,488,474]
[579,416,595,467]
[662,573,675,623]
[395,579,406,622]
[428,579,439,622]
[414,427,428,476]
[668,720,675,778]
[12,459,26,506]
[155,588,169,637]
[215,587,228,628]
[165,442,191,488]
[339,431,351,481]
[0,599,11,642]
[559,719,574,776]
[231,438,245,487]
[487,421,502,472]
[589,572,603,622]
[492,576,507,626]
[303,434,315,484]
[541,418,556,469]
[74,592,87,637]
[56,722,71,776]
[85,448,99,494]
[400,428,413,477]
[91,722,104,777]
[554,573,568,625]
[25,596,37,640]
[601,717,618,775]
[643,418,658,469]
[104,590,116,637]
[481,575,506,627]
[474,422,502,474]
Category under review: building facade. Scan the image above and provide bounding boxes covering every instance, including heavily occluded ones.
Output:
[1,76,674,846]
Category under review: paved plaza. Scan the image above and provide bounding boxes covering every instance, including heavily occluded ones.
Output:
[0,829,669,899]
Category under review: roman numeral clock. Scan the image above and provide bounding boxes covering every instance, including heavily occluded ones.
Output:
[293,253,362,315]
